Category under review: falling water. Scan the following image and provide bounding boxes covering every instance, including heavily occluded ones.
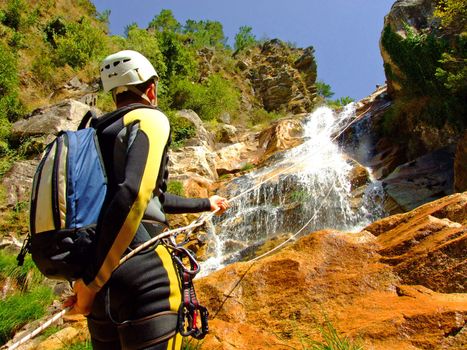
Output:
[201,104,386,273]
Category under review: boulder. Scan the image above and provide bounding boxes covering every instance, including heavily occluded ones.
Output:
[217,124,239,144]
[382,146,455,211]
[11,100,95,140]
[1,160,39,207]
[195,193,467,349]
[175,109,215,150]
[215,142,260,176]
[168,146,218,181]
[258,117,304,162]
[367,192,467,293]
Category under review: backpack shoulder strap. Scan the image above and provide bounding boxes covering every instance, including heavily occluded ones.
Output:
[91,103,158,130]
[77,109,98,130]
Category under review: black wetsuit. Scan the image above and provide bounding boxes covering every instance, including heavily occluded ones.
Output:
[83,105,210,350]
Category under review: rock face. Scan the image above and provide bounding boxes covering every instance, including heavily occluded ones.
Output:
[382,146,455,211]
[195,192,467,350]
[241,39,317,114]
[0,160,39,208]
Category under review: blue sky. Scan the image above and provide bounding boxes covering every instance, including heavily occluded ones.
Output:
[92,0,395,101]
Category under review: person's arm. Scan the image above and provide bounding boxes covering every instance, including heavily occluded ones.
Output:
[163,193,229,215]
[84,109,170,292]
[162,193,211,214]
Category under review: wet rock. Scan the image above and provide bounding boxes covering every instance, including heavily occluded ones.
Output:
[215,142,259,176]
[382,146,455,211]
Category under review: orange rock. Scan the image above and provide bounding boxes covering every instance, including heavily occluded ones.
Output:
[195,193,467,349]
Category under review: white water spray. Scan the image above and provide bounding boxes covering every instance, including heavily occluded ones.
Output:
[202,105,385,273]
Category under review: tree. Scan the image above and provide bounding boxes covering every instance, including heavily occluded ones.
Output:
[234,26,256,51]
[316,80,334,100]
[183,19,226,48]
[148,9,181,33]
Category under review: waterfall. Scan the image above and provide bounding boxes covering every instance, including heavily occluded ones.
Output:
[201,104,386,274]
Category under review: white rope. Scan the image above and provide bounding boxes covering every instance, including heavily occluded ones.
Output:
[6,105,369,349]
[5,307,71,350]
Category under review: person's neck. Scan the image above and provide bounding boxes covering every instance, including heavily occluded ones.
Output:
[116,99,151,109]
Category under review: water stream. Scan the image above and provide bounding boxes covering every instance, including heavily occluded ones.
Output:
[201,105,386,274]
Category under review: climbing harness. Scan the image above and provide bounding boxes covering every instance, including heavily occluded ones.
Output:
[5,105,371,349]
[171,245,209,339]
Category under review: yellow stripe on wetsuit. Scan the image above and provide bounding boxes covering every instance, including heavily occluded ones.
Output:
[88,108,170,291]
[156,245,183,349]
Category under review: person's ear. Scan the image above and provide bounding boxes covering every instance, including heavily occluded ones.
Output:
[145,83,157,106]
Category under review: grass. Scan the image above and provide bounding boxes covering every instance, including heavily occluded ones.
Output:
[0,285,55,345]
[62,339,93,350]
[300,321,363,350]
[0,251,54,346]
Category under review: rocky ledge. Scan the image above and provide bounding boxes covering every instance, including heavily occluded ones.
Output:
[195,192,466,349]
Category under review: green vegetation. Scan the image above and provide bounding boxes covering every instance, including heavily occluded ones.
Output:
[316,81,354,109]
[61,339,93,350]
[241,163,255,172]
[303,321,363,350]
[0,251,54,345]
[167,180,185,196]
[380,1,466,134]
[234,26,257,51]
[434,0,467,33]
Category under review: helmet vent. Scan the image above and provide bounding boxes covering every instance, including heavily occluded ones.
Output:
[113,61,120,67]
[123,58,131,63]
[105,64,110,69]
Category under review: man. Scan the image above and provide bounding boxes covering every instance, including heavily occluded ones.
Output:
[68,50,228,349]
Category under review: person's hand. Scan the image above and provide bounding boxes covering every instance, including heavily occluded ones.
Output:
[209,195,229,215]
[64,279,96,316]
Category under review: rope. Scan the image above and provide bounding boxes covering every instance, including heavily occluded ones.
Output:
[211,184,334,319]
[5,307,71,350]
[6,105,370,349]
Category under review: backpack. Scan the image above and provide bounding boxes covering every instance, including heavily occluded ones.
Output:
[16,110,106,281]
[17,104,153,281]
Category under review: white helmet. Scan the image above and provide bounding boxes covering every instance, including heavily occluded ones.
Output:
[100,50,159,94]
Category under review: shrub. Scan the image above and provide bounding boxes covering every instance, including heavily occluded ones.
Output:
[0,42,23,153]
[249,108,283,127]
[169,74,239,121]
[165,110,196,148]
[54,19,107,69]
[1,0,23,31]
[125,25,167,80]
[234,26,257,51]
